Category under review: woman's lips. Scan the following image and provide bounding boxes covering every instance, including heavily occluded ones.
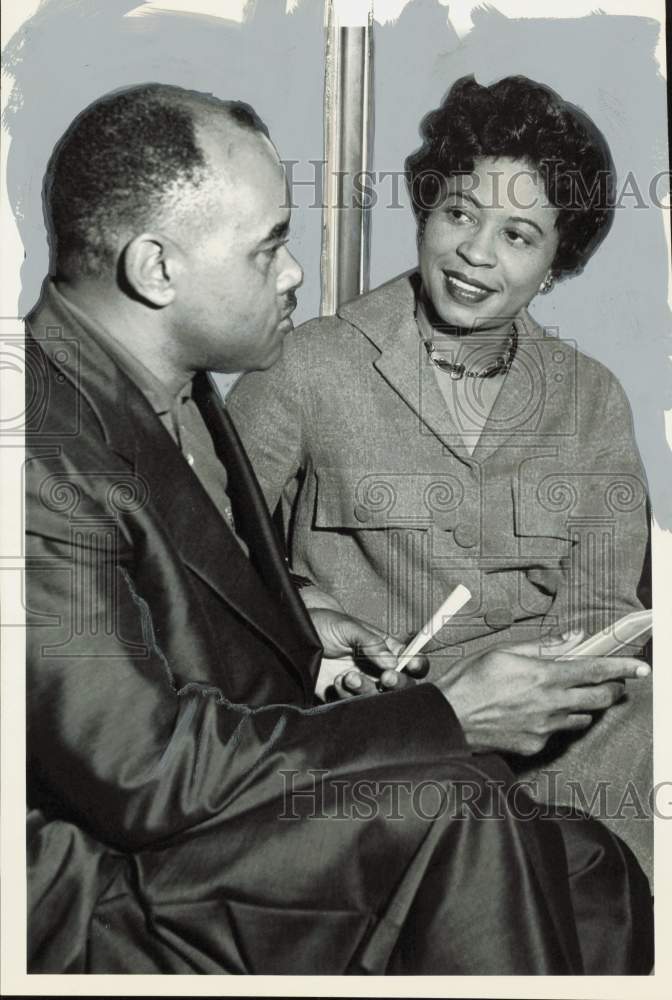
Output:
[442,271,495,304]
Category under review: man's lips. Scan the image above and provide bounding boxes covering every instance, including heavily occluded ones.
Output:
[280,293,298,321]
[442,270,496,304]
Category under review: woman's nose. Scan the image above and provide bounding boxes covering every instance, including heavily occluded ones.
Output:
[457,227,496,267]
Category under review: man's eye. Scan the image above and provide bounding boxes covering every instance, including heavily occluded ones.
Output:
[265,238,289,257]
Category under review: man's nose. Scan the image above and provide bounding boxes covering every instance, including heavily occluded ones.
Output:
[457,226,497,267]
[278,245,303,292]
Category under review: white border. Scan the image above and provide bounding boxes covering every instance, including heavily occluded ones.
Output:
[2,1,670,996]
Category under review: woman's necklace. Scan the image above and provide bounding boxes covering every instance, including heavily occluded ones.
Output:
[425,324,518,380]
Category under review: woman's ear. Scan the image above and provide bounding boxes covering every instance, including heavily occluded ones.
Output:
[121,233,178,307]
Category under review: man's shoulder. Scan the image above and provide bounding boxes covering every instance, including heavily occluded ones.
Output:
[25,327,107,450]
[24,314,138,541]
[25,284,163,463]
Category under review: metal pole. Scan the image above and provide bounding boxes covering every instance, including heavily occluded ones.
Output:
[321,0,374,315]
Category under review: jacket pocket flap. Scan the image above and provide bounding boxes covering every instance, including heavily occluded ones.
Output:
[513,497,575,541]
[315,467,469,529]
[514,462,647,540]
[514,467,581,541]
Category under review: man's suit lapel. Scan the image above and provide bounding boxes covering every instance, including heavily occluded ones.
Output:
[27,289,319,696]
[192,372,321,669]
[128,397,318,695]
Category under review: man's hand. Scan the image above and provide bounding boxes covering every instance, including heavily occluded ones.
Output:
[434,631,651,755]
[310,609,428,699]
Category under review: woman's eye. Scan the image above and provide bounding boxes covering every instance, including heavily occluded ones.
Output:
[447,208,471,223]
[505,229,529,246]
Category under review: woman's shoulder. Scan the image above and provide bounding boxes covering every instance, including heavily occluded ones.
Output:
[522,309,624,391]
[291,272,417,352]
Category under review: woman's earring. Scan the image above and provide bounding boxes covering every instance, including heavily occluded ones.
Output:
[539,272,554,295]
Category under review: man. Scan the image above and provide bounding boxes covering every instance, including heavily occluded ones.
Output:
[26,83,652,975]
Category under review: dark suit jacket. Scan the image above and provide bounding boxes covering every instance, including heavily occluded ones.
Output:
[24,285,473,974]
[25,285,652,976]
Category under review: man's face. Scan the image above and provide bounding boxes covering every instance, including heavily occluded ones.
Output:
[170,125,303,374]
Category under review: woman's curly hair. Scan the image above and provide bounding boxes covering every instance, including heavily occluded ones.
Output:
[405,75,616,280]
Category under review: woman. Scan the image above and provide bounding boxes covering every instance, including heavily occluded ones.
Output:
[228,76,652,876]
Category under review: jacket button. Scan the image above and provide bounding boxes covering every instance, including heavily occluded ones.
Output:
[484,606,514,629]
[354,503,372,523]
[453,523,478,548]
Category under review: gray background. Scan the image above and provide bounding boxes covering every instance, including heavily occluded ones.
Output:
[3,0,671,524]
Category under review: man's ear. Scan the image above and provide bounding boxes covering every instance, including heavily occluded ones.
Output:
[121,233,180,307]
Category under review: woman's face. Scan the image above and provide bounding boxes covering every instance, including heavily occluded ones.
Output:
[418,156,560,334]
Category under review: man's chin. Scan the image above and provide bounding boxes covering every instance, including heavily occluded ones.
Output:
[211,325,290,375]
[254,335,287,372]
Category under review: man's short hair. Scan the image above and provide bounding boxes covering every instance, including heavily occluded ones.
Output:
[45,83,269,277]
